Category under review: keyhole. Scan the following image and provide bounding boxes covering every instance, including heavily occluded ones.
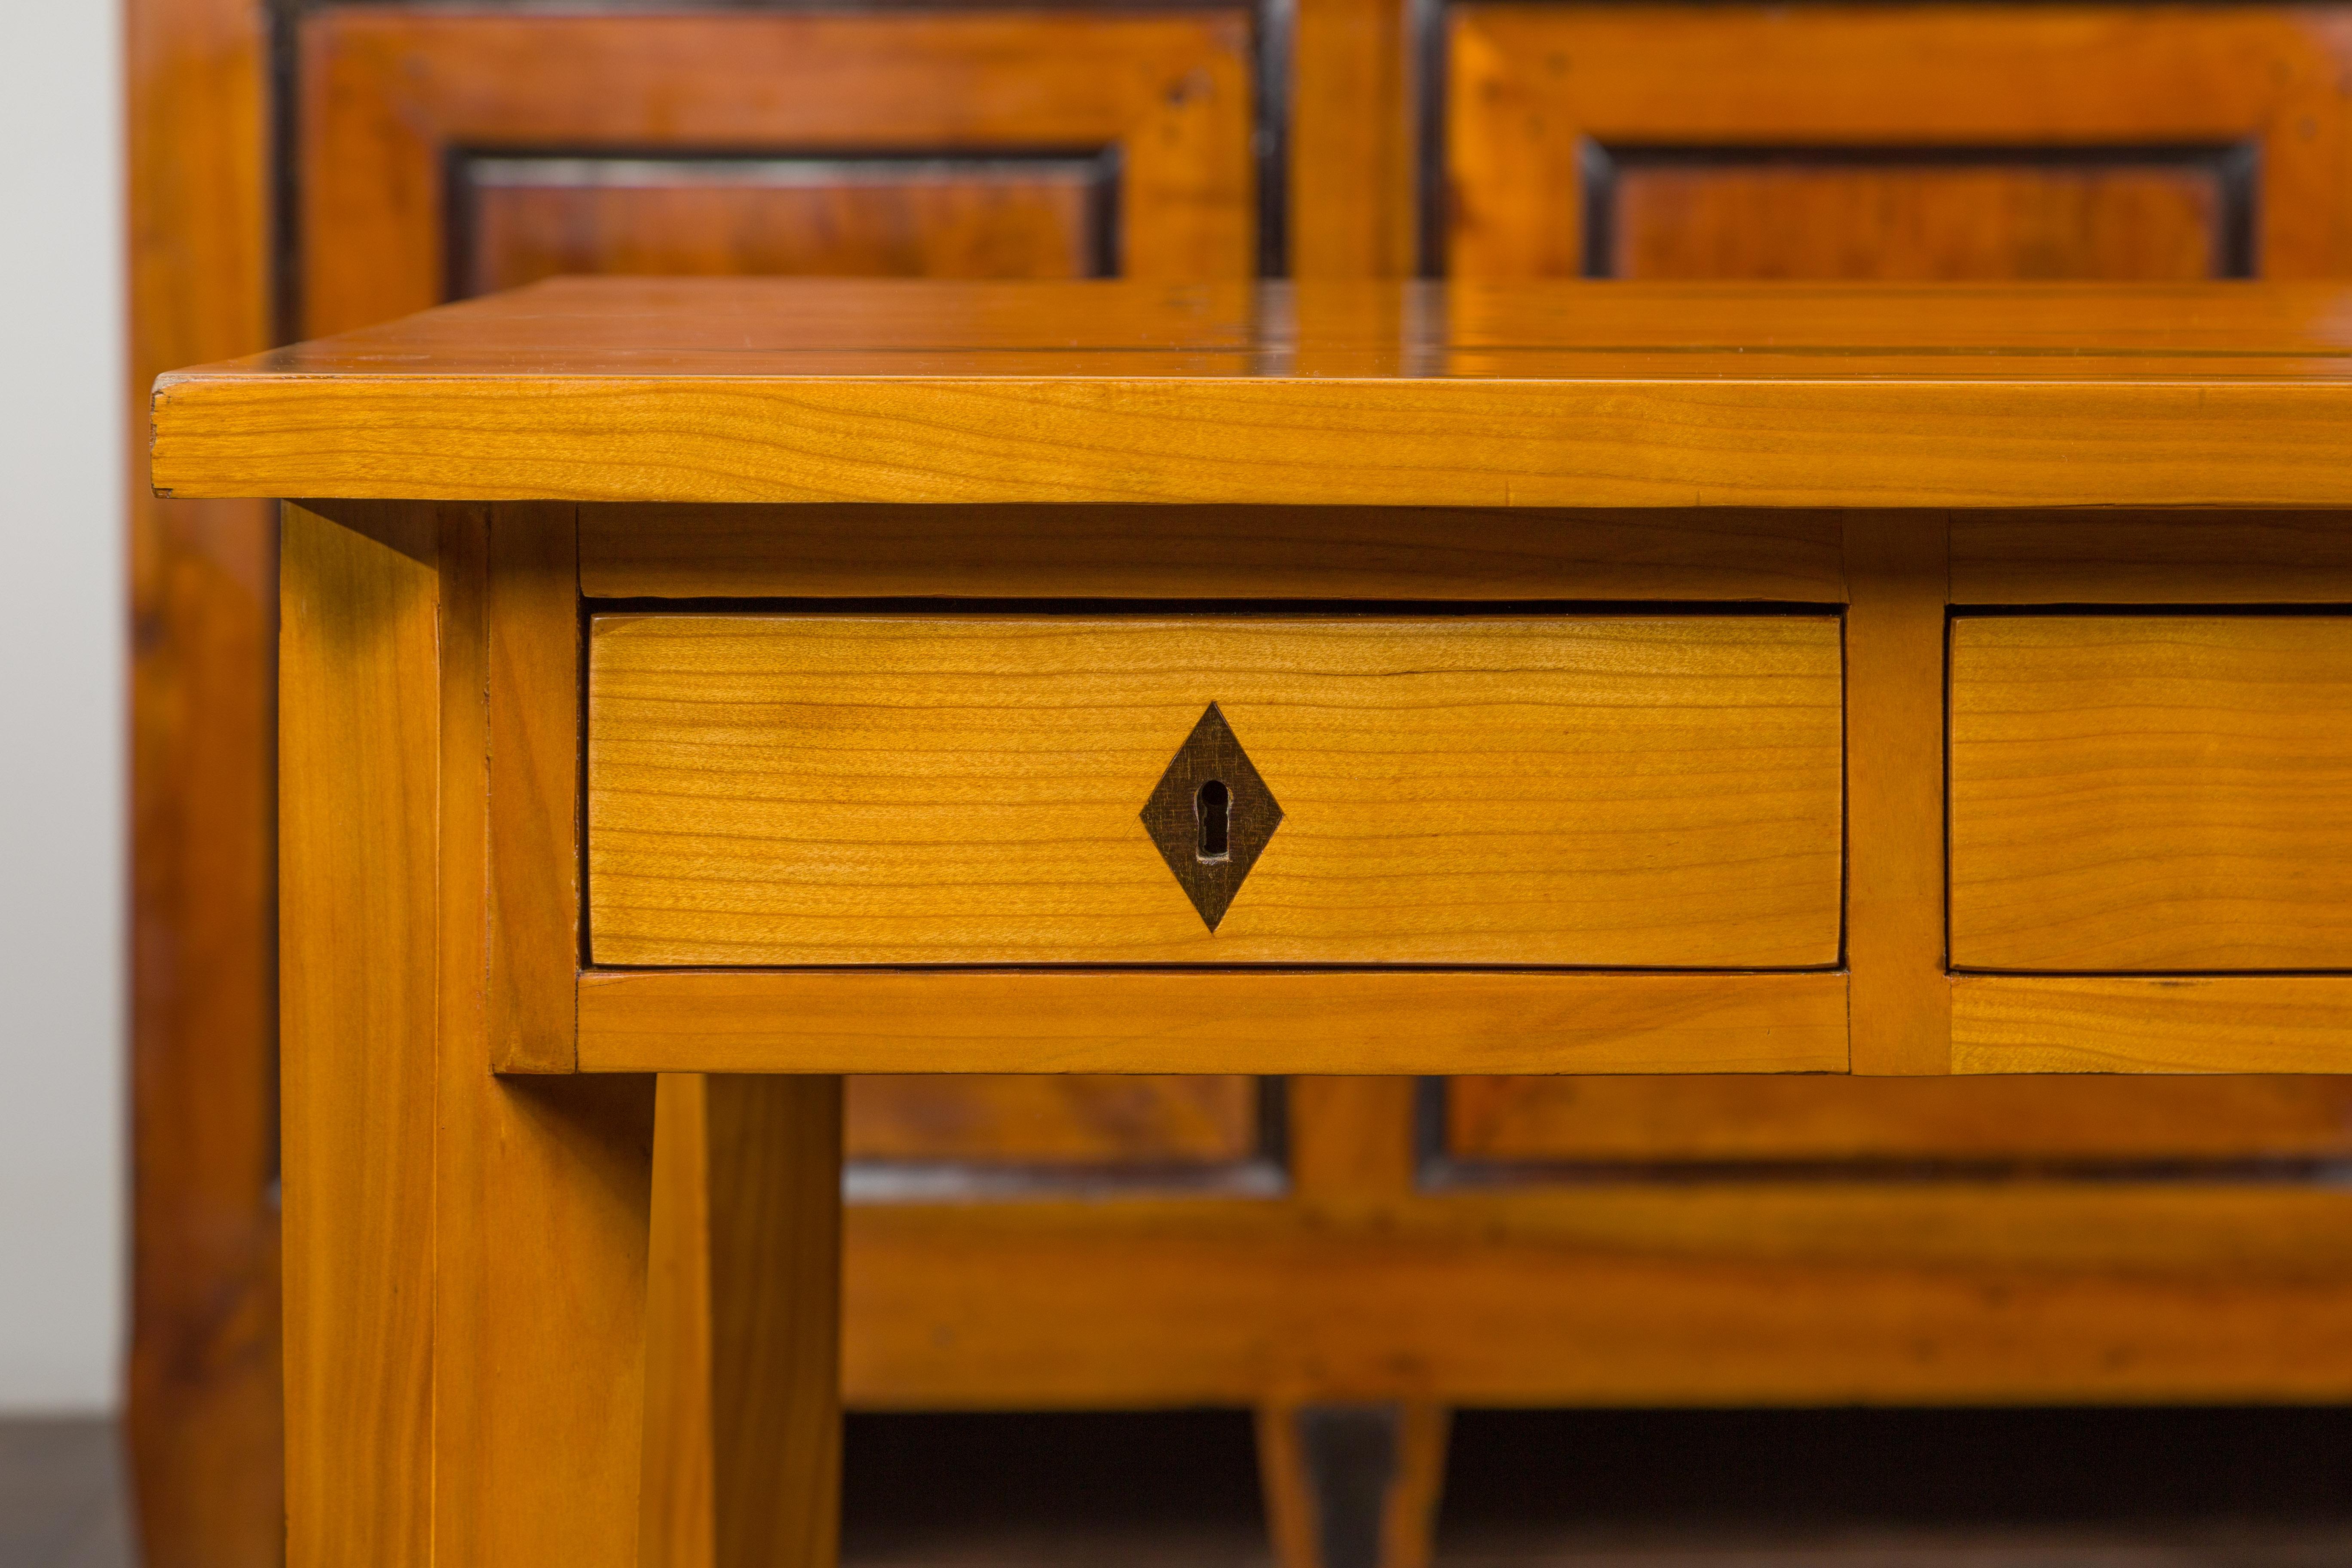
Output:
[1196,779,1231,861]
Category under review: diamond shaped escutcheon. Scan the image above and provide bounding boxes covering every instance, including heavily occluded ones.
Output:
[1139,703,1283,931]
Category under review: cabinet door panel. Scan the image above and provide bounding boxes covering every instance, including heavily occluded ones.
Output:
[301,6,1260,1174]
[462,157,1110,293]
[1600,153,2236,280]
[1447,6,2352,279]
[1444,3,2352,1185]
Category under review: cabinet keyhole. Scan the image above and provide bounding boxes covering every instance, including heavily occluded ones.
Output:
[1196,778,1231,861]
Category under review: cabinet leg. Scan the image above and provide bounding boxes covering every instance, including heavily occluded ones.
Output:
[644,1073,844,1568]
[1257,1402,1449,1568]
[282,501,661,1568]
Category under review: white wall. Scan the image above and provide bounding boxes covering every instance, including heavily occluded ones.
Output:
[0,0,127,1412]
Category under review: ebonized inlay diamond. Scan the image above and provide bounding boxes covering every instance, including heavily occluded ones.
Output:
[1139,703,1283,932]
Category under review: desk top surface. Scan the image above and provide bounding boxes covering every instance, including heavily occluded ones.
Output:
[150,278,2352,509]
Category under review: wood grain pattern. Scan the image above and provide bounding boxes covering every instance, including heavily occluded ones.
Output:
[151,279,2352,508]
[1446,1075,2352,1162]
[642,1075,842,1568]
[279,502,437,1568]
[430,504,661,1568]
[486,503,580,1072]
[576,971,1849,1076]
[578,505,1846,603]
[467,168,1100,297]
[282,501,659,1568]
[1290,0,1416,278]
[1952,510,2352,602]
[1289,1078,1420,1205]
[1447,6,2352,279]
[842,1183,2352,1406]
[586,615,1843,967]
[1844,514,1952,1074]
[846,1075,1259,1165]
[1951,614,2352,971]
[1955,976,2352,1072]
[301,10,1252,335]
[125,0,277,1551]
[1607,160,2227,281]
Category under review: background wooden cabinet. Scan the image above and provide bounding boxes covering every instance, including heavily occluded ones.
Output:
[124,5,2352,1568]
[295,3,1277,1199]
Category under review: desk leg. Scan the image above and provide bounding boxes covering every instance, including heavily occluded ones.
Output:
[282,501,658,1568]
[645,1073,845,1568]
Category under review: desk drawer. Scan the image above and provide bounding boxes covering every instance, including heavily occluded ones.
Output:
[587,614,1843,967]
[1951,615,2352,971]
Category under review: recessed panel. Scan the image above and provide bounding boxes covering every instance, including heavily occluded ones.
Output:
[459,156,1109,296]
[1594,150,2242,281]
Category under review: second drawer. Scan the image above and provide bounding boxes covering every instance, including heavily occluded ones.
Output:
[586,613,1844,967]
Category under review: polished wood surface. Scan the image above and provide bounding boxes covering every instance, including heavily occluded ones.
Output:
[283,501,663,1568]
[486,505,581,1073]
[301,10,1253,337]
[1606,161,2226,282]
[124,0,278,1554]
[846,1076,1260,1166]
[643,1075,842,1568]
[1953,510,2352,601]
[575,971,1850,1077]
[1951,615,2352,971]
[1447,6,2352,280]
[579,504,1847,604]
[842,1184,2352,1406]
[278,503,435,1568]
[1956,977,2352,1072]
[150,279,2352,508]
[467,169,1101,297]
[1290,0,1416,279]
[587,614,1843,968]
[1844,514,1953,1075]
[1446,1075,2352,1163]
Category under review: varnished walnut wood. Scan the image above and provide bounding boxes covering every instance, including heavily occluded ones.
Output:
[575,971,1850,1077]
[586,614,1843,968]
[1955,977,2352,1073]
[152,279,2352,507]
[579,504,1847,603]
[1447,6,2352,280]
[1952,614,2352,971]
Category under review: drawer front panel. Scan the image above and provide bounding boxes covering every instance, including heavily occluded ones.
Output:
[1951,615,2352,971]
[587,615,1844,966]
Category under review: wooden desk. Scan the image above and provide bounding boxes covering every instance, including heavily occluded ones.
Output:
[153,276,2352,1568]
